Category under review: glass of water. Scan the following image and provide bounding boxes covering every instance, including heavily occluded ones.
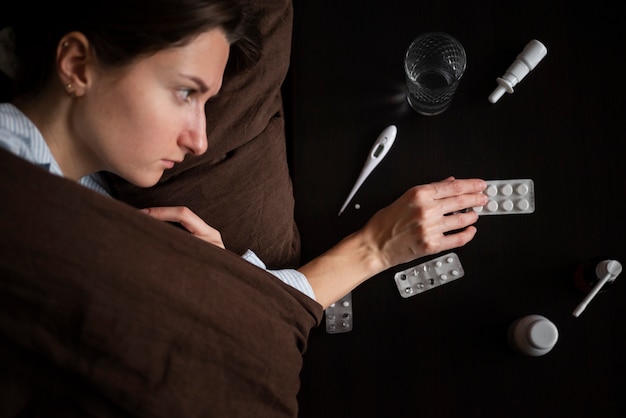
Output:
[404,32,466,115]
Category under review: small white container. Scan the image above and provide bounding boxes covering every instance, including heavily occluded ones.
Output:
[507,315,558,356]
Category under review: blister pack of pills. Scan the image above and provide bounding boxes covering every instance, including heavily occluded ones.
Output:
[325,292,353,333]
[394,252,465,298]
[474,179,535,215]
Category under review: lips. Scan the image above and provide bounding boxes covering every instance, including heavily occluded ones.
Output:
[162,160,176,169]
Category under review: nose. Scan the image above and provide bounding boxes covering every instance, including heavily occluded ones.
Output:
[179,110,208,156]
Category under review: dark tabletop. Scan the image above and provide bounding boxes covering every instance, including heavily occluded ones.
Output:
[288,1,625,417]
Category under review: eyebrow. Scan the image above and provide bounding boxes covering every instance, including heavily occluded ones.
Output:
[184,75,209,94]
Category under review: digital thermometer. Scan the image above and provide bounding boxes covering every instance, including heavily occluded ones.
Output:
[338,125,397,216]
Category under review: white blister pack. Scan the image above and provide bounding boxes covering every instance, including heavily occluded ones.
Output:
[474,179,535,215]
[394,252,465,298]
[325,292,353,333]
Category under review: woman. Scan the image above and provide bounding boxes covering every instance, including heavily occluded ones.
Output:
[1,0,487,309]
[1,0,316,297]
[0,0,488,415]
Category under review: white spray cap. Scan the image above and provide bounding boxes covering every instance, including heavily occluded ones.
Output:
[488,39,547,103]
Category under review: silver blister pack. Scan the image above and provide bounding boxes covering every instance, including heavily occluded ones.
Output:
[473,179,535,215]
[394,252,465,298]
[325,292,353,333]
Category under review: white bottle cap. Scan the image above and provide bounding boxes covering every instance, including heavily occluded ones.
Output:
[508,314,558,356]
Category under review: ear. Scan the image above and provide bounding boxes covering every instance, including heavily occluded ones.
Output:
[57,32,93,98]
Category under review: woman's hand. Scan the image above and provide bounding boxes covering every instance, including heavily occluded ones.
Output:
[140,206,225,249]
[299,177,488,308]
[359,176,488,270]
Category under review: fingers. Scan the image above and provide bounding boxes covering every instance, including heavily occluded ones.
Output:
[140,206,202,231]
[440,191,489,215]
[441,225,478,249]
[418,220,479,257]
[406,178,487,216]
[441,210,479,233]
[140,206,225,249]
[400,178,487,255]
[429,178,486,200]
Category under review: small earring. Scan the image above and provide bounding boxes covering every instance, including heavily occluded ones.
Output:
[65,83,76,98]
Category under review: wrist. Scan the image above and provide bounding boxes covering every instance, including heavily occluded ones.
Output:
[341,228,389,279]
[297,229,388,309]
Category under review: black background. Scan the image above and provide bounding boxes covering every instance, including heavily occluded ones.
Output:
[289,1,626,417]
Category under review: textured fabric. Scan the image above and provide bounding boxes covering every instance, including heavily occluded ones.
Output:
[0,103,63,176]
[0,103,315,298]
[106,0,300,269]
[242,249,315,299]
[0,148,323,418]
[0,103,110,195]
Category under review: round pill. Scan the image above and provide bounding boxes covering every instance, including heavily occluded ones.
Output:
[500,184,513,196]
[486,200,499,212]
[342,300,350,308]
[473,206,483,213]
[517,199,530,211]
[486,185,498,197]
[451,269,460,276]
[436,261,443,267]
[440,274,448,281]
[516,183,529,195]
[502,200,514,211]
[446,257,454,263]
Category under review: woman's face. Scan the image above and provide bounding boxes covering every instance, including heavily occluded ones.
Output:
[75,29,230,187]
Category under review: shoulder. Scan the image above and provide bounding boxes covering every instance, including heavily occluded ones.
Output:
[0,103,59,174]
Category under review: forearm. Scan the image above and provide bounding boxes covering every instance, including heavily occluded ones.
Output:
[298,229,387,309]
[298,178,488,309]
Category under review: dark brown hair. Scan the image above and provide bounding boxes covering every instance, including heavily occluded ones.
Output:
[8,0,260,98]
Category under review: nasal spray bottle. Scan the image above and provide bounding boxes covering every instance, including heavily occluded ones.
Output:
[488,40,547,103]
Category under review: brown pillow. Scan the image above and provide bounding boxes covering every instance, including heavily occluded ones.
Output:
[106,0,300,269]
[0,148,322,417]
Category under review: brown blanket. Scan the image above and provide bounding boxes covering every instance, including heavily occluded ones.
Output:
[0,149,323,417]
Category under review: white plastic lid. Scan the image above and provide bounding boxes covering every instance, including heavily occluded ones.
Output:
[509,315,559,356]
[526,319,559,350]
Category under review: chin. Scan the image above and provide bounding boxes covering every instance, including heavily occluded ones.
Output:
[138,179,161,188]
[114,167,163,188]
[127,174,162,188]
